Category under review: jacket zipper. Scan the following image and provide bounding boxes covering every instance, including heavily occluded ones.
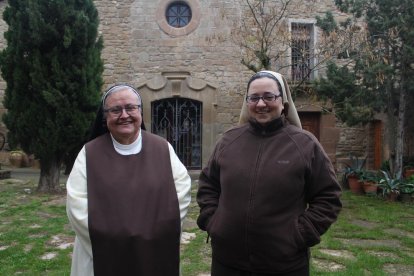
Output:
[245,138,265,260]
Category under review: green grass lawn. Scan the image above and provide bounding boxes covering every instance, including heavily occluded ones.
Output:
[0,178,413,275]
[0,179,72,276]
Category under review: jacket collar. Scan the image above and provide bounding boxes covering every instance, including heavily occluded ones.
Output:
[248,117,284,136]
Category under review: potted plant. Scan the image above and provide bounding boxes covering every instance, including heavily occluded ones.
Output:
[342,154,366,194]
[403,166,414,179]
[378,170,402,201]
[403,157,414,179]
[359,170,379,195]
[399,176,414,203]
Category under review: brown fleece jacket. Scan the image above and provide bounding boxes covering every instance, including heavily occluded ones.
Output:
[197,118,342,274]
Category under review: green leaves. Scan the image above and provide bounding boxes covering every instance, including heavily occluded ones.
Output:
[0,0,103,190]
[378,170,402,196]
[314,0,414,128]
[316,11,337,34]
[313,62,377,126]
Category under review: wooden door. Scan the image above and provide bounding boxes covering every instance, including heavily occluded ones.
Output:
[299,112,320,140]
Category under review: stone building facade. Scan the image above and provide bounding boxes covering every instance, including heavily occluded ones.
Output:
[0,0,384,171]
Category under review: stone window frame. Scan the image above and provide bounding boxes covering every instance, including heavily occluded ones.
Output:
[156,0,201,37]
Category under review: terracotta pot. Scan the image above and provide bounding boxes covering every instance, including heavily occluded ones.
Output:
[386,191,399,202]
[32,159,41,169]
[348,175,363,195]
[362,181,378,195]
[400,193,413,203]
[404,168,414,179]
[9,151,25,168]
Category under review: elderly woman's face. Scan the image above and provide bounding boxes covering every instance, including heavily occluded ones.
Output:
[104,88,142,145]
[247,77,284,125]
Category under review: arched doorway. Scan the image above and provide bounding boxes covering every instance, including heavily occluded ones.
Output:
[152,97,202,169]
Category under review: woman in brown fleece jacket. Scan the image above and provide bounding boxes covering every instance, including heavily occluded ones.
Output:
[197,71,342,276]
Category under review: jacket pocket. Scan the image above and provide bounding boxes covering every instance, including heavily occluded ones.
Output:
[206,212,217,233]
[297,215,321,248]
[294,217,307,250]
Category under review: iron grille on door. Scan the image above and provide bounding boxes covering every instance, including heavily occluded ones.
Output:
[151,98,202,169]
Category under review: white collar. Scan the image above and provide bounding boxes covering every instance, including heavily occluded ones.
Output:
[110,130,142,155]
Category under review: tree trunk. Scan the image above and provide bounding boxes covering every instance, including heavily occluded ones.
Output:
[37,159,62,193]
[395,79,406,180]
[385,78,396,175]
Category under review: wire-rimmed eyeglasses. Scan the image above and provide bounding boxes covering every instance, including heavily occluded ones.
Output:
[246,93,281,104]
[104,104,141,116]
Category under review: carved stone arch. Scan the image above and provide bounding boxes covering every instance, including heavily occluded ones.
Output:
[137,71,217,168]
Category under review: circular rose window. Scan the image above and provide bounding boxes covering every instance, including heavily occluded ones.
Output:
[156,0,201,37]
[166,2,192,28]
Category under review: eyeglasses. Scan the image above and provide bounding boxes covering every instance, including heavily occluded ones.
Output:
[104,104,141,116]
[246,93,281,104]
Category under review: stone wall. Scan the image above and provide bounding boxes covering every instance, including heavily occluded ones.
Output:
[336,122,367,172]
[94,0,251,134]
[0,0,371,170]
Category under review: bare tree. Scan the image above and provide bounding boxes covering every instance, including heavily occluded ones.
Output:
[231,0,364,96]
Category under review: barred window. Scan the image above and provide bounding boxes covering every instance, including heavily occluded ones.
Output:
[166,2,192,28]
[291,23,313,81]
